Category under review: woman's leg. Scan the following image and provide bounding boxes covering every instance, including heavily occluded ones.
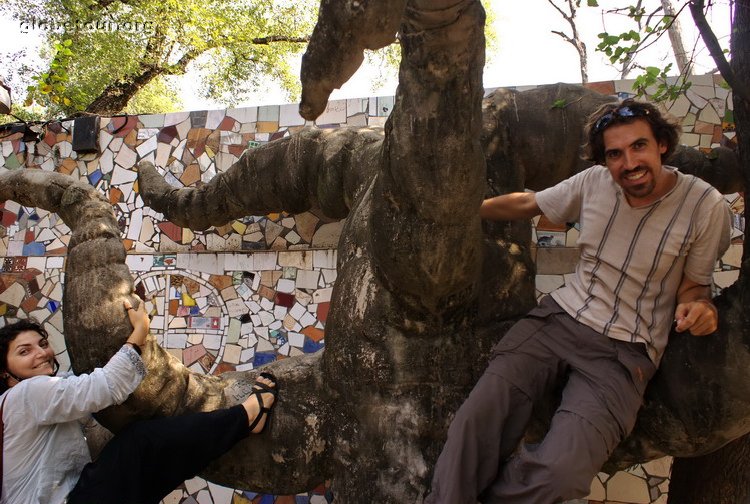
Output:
[69,375,277,504]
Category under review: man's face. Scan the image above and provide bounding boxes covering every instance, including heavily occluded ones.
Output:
[602,118,669,206]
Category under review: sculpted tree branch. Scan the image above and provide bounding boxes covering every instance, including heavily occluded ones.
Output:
[0,169,336,494]
[138,127,383,230]
[299,0,407,119]
[689,0,750,100]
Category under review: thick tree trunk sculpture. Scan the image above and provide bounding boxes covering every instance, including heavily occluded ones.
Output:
[669,434,750,504]
[666,1,750,501]
[2,0,750,501]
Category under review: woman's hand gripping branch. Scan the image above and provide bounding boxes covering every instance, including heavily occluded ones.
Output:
[123,299,150,353]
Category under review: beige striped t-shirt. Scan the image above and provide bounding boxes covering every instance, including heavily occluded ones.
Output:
[536,165,731,364]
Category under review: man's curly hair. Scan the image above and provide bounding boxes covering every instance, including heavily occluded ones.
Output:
[582,98,682,165]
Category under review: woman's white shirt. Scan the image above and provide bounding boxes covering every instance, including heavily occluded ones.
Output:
[1,345,145,504]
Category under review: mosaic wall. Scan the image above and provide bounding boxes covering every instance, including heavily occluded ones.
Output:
[0,74,744,504]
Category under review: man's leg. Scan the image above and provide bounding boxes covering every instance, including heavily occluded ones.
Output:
[425,304,565,504]
[425,371,535,504]
[481,338,655,504]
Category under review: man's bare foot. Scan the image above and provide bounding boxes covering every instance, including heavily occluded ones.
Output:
[242,373,278,434]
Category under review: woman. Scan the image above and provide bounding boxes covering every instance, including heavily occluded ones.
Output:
[0,300,277,504]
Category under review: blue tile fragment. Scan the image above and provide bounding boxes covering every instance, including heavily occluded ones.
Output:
[253,352,276,367]
[88,169,103,186]
[303,339,324,353]
[22,242,46,256]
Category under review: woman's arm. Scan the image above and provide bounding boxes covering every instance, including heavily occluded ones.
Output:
[17,301,149,425]
[124,299,149,354]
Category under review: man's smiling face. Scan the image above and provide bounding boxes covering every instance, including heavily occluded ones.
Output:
[602,118,672,206]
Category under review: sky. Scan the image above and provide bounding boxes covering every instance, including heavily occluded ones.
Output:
[321,0,732,105]
[0,0,734,112]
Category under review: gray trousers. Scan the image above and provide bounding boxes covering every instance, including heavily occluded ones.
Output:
[425,297,656,504]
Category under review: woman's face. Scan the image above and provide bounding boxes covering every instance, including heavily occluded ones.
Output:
[5,330,56,386]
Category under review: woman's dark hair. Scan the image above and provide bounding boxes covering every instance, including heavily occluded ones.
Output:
[582,98,682,165]
[0,319,50,393]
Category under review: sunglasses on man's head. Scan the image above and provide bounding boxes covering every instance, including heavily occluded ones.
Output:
[592,105,650,134]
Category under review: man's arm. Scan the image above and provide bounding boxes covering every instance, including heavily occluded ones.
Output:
[480,192,542,221]
[674,276,718,336]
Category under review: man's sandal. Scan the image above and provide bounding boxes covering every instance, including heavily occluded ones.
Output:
[248,372,278,434]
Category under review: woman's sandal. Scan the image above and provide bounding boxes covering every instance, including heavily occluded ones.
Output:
[248,372,278,434]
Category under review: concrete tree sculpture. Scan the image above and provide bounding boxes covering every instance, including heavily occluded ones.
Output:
[1,0,749,502]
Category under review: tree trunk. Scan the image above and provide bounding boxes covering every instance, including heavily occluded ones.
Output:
[669,434,750,503]
[85,64,163,115]
[661,0,691,75]
[668,0,750,500]
[548,0,588,83]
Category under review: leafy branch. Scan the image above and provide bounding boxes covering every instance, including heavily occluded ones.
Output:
[25,39,75,108]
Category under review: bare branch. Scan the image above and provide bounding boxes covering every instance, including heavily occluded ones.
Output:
[546,0,571,20]
[551,30,576,45]
[250,35,310,45]
[662,0,692,74]
[547,0,587,82]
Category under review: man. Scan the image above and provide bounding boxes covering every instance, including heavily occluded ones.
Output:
[425,99,731,503]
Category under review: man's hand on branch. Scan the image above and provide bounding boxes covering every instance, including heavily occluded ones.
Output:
[674,299,718,336]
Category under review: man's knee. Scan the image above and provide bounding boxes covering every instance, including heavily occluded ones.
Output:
[504,450,595,501]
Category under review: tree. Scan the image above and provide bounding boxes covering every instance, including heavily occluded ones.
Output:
[598,0,693,79]
[0,0,316,116]
[2,1,749,503]
[661,0,691,74]
[548,0,591,83]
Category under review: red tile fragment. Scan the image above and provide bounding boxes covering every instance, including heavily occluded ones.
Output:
[316,302,330,323]
[183,344,207,367]
[275,292,295,308]
[158,221,183,243]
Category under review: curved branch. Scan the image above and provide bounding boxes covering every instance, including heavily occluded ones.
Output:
[551,30,576,45]
[138,127,383,230]
[367,0,487,310]
[85,63,166,115]
[250,35,310,45]
[299,0,407,119]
